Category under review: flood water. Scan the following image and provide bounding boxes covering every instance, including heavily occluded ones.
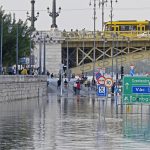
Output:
[0,94,150,150]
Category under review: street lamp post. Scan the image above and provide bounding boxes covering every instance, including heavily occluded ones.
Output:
[47,0,61,28]
[0,18,3,75]
[26,0,39,31]
[66,40,69,80]
[81,28,86,75]
[27,0,39,74]
[115,33,119,85]
[8,14,19,75]
[107,0,118,78]
[34,32,51,75]
[102,37,107,73]
[101,0,107,31]
[16,24,19,75]
[107,0,118,31]
[89,0,99,80]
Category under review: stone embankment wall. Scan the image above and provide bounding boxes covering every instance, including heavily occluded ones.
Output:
[0,75,48,102]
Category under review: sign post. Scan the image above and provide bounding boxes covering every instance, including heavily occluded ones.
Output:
[123,76,150,103]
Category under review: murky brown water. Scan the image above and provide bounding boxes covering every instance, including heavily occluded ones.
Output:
[0,94,150,150]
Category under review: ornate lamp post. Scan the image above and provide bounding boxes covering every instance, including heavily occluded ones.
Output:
[26,0,39,74]
[100,0,108,31]
[107,0,118,78]
[0,18,3,75]
[89,0,100,80]
[47,0,61,28]
[26,0,39,31]
[106,0,118,31]
[34,32,52,75]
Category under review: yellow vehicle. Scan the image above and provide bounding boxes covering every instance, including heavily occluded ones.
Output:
[104,20,150,37]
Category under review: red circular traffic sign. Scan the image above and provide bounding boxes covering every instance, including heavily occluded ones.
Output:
[104,78,113,88]
[97,76,105,85]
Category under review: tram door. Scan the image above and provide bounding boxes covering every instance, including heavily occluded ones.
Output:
[115,26,119,31]
[137,25,145,33]
[137,25,141,34]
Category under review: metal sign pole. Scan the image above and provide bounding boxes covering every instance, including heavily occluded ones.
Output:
[60,64,63,97]
[104,87,108,118]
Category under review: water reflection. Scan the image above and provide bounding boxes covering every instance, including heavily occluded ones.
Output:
[0,96,150,149]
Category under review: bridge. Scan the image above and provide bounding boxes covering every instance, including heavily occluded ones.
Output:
[61,30,150,75]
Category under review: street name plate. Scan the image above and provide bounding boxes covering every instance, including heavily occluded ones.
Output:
[123,76,150,103]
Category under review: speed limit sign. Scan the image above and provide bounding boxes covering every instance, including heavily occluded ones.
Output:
[105,78,113,88]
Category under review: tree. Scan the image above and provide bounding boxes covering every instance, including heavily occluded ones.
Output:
[0,7,32,67]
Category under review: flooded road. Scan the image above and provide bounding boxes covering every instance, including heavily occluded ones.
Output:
[0,94,150,150]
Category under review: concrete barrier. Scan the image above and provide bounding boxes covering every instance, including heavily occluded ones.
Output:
[0,75,48,102]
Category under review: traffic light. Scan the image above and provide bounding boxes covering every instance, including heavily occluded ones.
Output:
[121,66,124,79]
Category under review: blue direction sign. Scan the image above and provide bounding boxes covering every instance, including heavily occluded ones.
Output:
[132,86,150,94]
[97,85,107,97]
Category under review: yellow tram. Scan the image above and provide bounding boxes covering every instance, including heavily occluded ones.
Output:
[104,20,150,37]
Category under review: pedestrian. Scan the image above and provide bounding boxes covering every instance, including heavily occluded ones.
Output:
[57,79,61,89]
[111,82,115,100]
[73,82,77,95]
[76,81,81,95]
[91,78,96,90]
[21,67,28,75]
[64,79,68,88]
[51,73,54,78]
[87,80,91,91]
[47,71,50,77]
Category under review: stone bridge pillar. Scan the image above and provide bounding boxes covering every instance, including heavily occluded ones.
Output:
[34,29,64,76]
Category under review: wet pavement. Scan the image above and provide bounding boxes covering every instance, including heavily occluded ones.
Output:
[0,93,150,150]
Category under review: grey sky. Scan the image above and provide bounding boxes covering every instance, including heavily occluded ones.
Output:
[1,0,150,31]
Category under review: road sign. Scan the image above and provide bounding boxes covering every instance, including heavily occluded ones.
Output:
[97,85,107,97]
[123,76,150,103]
[130,65,135,76]
[104,78,113,88]
[95,72,101,80]
[97,76,105,85]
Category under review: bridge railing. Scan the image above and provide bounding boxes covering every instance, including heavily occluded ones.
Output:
[62,30,150,40]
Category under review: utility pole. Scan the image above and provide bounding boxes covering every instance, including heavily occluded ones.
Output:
[47,0,61,28]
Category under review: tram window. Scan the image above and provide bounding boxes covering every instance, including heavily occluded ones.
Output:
[125,26,129,31]
[111,27,114,31]
[120,26,126,31]
[145,26,149,30]
[116,27,119,31]
[133,26,137,31]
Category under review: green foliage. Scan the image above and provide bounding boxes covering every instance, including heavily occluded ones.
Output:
[0,7,32,67]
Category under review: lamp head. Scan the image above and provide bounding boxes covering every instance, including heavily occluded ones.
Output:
[47,7,50,13]
[59,7,61,13]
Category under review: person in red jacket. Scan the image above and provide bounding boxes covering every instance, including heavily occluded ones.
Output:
[76,81,80,95]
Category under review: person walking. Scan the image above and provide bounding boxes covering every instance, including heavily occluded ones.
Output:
[57,79,61,89]
[76,81,81,95]
[73,82,77,95]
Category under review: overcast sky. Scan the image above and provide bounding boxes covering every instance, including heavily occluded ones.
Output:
[1,0,150,31]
